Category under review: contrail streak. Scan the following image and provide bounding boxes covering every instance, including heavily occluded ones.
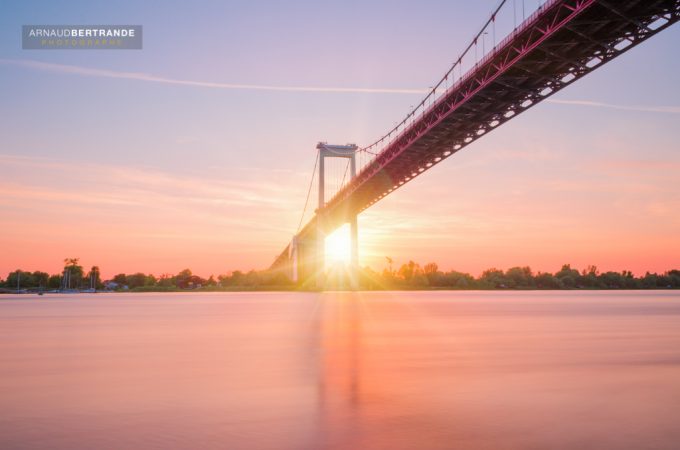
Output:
[3,59,678,114]
[546,98,680,114]
[0,58,428,94]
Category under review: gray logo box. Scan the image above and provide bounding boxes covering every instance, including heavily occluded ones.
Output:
[23,25,142,49]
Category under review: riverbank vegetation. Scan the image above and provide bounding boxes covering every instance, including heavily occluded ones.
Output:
[1,258,679,292]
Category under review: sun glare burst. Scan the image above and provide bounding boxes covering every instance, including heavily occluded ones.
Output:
[325,225,351,267]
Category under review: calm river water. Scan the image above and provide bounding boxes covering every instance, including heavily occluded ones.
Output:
[1,291,679,449]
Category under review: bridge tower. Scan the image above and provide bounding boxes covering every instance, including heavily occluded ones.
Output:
[316,143,358,289]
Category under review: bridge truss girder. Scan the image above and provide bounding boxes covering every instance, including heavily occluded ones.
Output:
[272,0,679,277]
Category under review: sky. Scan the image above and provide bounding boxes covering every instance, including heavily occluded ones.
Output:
[0,0,679,279]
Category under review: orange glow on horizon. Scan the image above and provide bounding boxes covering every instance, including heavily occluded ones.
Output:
[0,150,678,279]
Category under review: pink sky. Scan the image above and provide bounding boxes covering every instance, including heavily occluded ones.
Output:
[1,1,679,279]
[2,108,678,279]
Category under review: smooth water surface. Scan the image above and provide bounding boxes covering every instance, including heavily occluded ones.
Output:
[1,291,679,449]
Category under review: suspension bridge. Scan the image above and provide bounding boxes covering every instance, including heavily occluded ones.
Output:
[270,0,679,288]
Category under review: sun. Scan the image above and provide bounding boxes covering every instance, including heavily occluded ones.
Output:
[325,225,351,267]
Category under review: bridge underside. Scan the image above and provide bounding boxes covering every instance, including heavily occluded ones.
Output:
[271,0,679,282]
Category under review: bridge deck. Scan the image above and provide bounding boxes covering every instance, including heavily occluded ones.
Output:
[273,0,679,270]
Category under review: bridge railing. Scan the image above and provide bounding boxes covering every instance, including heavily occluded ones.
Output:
[348,0,557,186]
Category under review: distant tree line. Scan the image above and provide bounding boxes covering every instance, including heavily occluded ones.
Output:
[359,261,680,290]
[0,259,291,292]
[1,258,102,291]
[1,258,678,292]
[105,268,292,291]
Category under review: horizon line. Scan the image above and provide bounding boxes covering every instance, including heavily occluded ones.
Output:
[3,262,679,281]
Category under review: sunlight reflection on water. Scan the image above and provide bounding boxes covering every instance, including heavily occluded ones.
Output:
[1,291,679,449]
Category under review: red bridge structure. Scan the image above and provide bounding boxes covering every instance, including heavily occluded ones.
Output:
[271,0,679,288]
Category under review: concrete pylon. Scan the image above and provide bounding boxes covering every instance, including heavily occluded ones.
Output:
[315,143,359,290]
[348,154,358,290]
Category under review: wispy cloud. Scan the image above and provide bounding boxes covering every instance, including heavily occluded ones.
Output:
[0,58,427,95]
[0,153,307,238]
[546,98,680,114]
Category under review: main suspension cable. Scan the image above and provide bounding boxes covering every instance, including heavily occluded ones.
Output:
[296,149,319,233]
[339,158,351,189]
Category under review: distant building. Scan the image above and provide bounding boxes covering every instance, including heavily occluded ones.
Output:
[103,281,128,290]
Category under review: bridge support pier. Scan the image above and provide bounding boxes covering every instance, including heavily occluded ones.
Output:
[316,143,359,290]
[349,213,358,290]
[316,217,325,288]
